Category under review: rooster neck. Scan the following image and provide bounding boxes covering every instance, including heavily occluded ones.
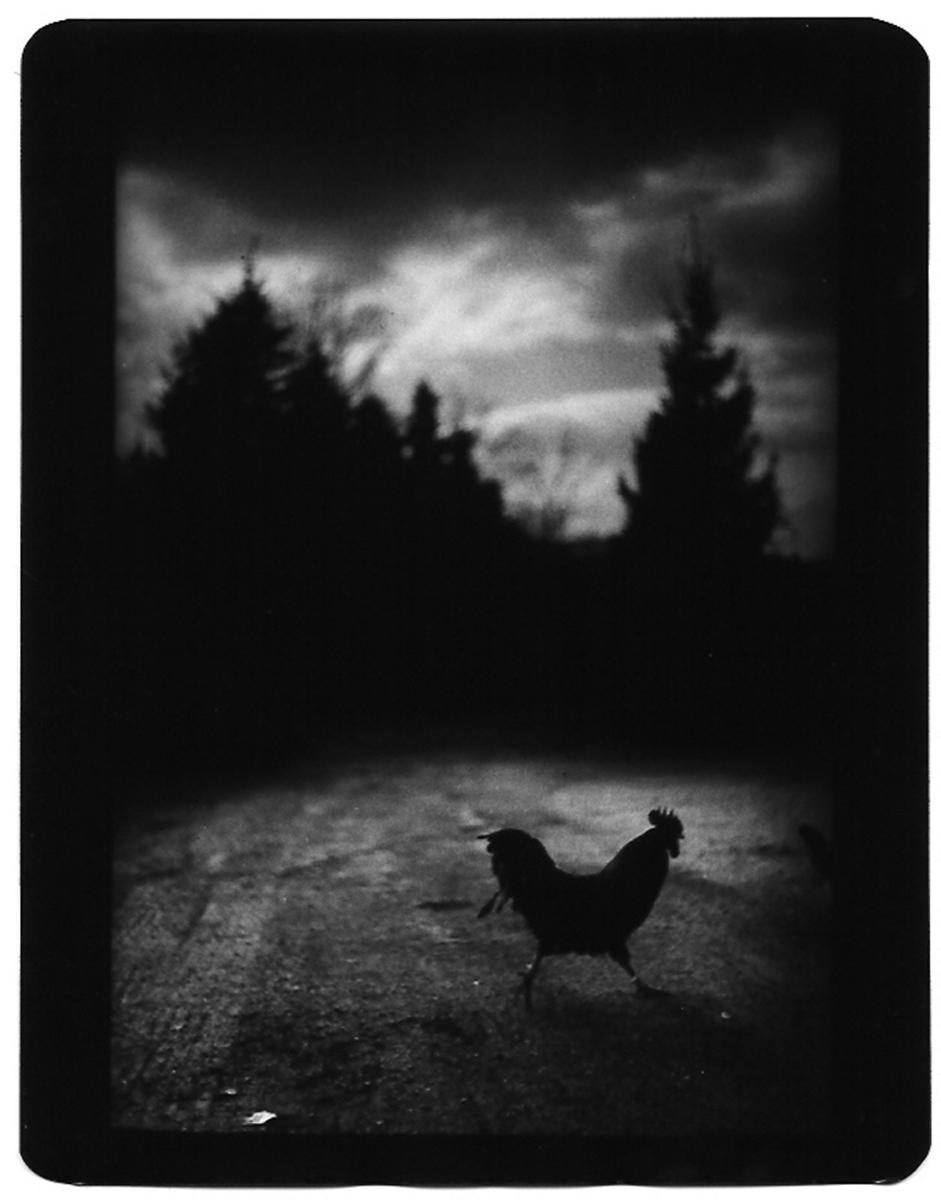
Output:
[610,828,669,865]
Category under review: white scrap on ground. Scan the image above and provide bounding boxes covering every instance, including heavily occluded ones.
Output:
[243,1110,278,1126]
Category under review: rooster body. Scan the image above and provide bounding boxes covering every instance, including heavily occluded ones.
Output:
[478,809,683,1007]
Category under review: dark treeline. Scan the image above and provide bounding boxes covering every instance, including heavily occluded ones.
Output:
[112,245,832,778]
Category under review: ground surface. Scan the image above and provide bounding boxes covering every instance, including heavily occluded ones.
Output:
[112,746,831,1137]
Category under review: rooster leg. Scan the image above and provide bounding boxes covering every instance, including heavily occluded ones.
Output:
[518,949,544,1011]
[610,944,661,997]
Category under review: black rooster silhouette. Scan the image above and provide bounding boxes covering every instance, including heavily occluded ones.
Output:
[478,808,683,1008]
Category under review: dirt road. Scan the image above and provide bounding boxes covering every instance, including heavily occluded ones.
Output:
[112,748,831,1139]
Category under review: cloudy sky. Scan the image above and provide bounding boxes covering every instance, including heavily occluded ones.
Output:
[114,21,841,556]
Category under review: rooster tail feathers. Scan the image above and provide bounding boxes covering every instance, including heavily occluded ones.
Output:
[477,828,556,917]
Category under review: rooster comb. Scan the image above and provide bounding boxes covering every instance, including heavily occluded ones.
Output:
[648,807,684,837]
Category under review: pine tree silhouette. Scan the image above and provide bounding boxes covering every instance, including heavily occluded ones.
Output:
[619,221,781,577]
[147,256,294,474]
[612,222,785,742]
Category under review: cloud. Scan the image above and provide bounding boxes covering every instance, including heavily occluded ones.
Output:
[349,211,608,410]
[116,175,615,443]
[637,126,835,216]
[481,388,654,446]
[564,124,838,334]
[116,147,837,554]
[109,24,842,555]
[477,388,657,538]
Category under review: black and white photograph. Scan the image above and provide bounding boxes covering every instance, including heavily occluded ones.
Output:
[20,16,929,1186]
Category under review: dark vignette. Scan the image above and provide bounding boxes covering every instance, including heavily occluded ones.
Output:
[20,16,928,1185]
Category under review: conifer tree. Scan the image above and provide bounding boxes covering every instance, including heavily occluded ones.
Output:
[147,256,294,477]
[138,258,299,749]
[405,381,442,478]
[619,224,781,576]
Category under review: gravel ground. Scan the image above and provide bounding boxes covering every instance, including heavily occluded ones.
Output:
[112,749,831,1139]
